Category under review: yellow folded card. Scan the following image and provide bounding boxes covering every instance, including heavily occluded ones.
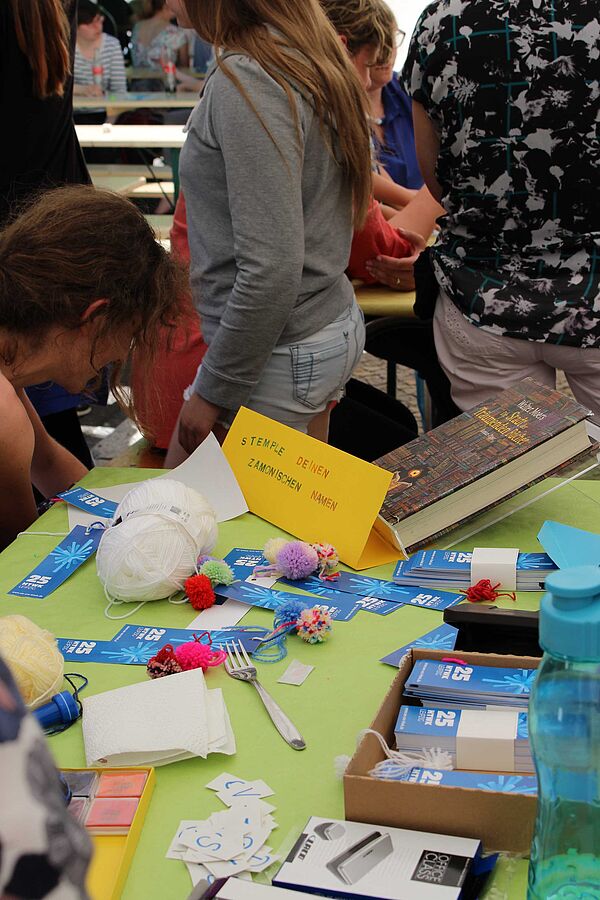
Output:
[222,408,397,569]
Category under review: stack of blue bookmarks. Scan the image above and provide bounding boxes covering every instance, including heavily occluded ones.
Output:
[394,706,533,773]
[404,660,535,710]
[393,549,557,592]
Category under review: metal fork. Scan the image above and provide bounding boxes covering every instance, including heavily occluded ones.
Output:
[224,640,306,751]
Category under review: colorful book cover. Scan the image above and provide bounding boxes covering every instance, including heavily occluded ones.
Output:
[374,379,589,528]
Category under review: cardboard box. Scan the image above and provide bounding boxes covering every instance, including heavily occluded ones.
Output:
[344,649,540,853]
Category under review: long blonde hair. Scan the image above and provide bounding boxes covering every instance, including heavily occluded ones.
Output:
[321,0,393,62]
[9,0,71,99]
[182,0,373,225]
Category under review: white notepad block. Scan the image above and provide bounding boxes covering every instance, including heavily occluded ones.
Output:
[471,546,519,591]
[456,709,518,771]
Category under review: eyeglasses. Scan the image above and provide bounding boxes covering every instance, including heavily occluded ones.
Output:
[365,30,405,68]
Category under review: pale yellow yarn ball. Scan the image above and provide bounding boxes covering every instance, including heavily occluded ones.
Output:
[0,615,64,709]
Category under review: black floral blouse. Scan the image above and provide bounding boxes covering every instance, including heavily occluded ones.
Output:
[403,0,600,347]
[0,657,91,898]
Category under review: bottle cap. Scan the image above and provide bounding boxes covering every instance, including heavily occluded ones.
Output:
[33,691,80,731]
[541,566,600,660]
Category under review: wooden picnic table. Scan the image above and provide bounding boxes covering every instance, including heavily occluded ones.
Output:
[75,124,186,148]
[91,173,146,195]
[125,66,203,82]
[73,92,199,111]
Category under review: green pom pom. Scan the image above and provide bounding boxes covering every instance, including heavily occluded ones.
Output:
[198,559,235,587]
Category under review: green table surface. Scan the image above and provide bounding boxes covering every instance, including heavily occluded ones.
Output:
[3,468,600,899]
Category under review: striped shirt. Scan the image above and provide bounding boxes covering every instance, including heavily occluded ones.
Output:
[74,33,127,92]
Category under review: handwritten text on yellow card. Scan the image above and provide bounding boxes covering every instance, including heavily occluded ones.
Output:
[223,408,394,568]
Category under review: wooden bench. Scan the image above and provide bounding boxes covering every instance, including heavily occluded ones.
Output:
[92,173,147,195]
[130,180,175,200]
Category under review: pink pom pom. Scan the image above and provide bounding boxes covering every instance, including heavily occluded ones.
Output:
[174,634,227,671]
[276,540,319,580]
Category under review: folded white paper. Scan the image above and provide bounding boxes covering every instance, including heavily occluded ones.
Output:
[68,432,247,529]
[82,669,235,767]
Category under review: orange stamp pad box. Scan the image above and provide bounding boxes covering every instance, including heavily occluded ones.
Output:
[60,766,155,900]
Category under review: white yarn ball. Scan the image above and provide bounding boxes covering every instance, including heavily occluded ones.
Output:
[96,479,218,602]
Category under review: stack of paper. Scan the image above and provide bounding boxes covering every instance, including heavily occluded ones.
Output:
[393,549,556,592]
[167,774,279,885]
[404,660,536,709]
[82,669,235,766]
[394,706,533,773]
[372,764,537,794]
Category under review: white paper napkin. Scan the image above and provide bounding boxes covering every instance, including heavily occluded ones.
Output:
[82,669,235,766]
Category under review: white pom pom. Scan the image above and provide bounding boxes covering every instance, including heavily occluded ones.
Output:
[97,479,217,603]
[334,755,352,779]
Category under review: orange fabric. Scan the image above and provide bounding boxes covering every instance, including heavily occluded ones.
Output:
[131,194,207,449]
[347,198,412,284]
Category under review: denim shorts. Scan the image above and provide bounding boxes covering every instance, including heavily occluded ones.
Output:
[187,300,365,432]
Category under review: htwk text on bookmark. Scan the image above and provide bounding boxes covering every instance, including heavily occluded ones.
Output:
[9,524,104,599]
[58,486,118,519]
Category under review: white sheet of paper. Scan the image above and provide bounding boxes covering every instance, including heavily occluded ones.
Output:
[68,432,247,529]
[277,659,314,686]
[187,599,249,630]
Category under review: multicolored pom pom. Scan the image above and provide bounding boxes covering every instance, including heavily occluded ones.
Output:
[184,573,216,610]
[147,635,226,677]
[147,644,183,679]
[311,542,340,580]
[296,607,333,643]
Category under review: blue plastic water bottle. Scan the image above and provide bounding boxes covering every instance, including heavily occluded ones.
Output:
[528,566,600,899]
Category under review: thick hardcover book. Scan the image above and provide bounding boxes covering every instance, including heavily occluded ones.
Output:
[373,378,591,554]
